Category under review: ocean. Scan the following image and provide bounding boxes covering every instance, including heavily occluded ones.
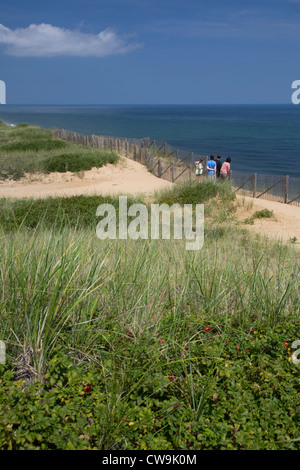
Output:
[0,104,300,177]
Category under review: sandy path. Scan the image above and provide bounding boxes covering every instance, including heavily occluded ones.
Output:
[236,195,300,246]
[0,156,299,248]
[0,157,172,199]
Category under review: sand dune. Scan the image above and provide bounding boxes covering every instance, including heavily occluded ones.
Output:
[236,195,300,247]
[0,155,299,247]
[0,157,172,199]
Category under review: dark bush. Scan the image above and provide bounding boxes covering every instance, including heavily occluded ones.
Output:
[43,151,119,173]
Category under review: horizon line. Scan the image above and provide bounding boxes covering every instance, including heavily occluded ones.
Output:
[0,102,296,106]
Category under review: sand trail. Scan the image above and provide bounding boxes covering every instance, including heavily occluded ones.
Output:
[0,155,299,247]
[0,157,172,199]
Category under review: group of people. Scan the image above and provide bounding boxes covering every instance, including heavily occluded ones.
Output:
[195,154,231,181]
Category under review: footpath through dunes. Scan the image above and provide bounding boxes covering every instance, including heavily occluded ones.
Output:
[0,156,173,199]
[0,149,299,248]
[236,195,300,247]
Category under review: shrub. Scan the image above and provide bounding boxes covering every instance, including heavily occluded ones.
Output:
[42,151,119,173]
[157,179,235,206]
[15,123,29,128]
[244,208,274,225]
[252,209,274,219]
[0,139,68,153]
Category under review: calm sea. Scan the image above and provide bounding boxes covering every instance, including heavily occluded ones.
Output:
[0,104,300,177]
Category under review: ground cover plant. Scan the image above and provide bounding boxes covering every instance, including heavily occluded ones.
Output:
[0,223,299,450]
[0,126,299,450]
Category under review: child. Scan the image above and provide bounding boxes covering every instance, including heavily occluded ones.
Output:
[195,158,204,180]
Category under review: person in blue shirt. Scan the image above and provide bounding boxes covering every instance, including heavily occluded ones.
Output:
[206,155,216,179]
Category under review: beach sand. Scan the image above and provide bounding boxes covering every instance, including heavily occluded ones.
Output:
[0,155,299,247]
[236,195,300,247]
[0,156,173,199]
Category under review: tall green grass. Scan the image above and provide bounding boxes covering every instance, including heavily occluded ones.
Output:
[1,221,298,365]
[156,178,235,205]
[0,125,299,449]
[0,221,299,449]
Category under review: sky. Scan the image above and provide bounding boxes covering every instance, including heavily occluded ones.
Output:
[0,0,300,104]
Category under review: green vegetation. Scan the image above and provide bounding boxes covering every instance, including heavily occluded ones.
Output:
[43,151,118,173]
[252,209,274,219]
[0,121,119,180]
[156,178,235,205]
[244,208,274,225]
[0,194,143,231]
[0,125,299,450]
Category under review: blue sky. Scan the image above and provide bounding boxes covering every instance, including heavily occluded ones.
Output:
[0,0,300,104]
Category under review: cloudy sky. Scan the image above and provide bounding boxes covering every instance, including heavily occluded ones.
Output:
[0,0,300,104]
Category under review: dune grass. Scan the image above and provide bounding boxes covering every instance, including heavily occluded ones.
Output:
[0,125,299,450]
[0,185,299,450]
[0,121,119,180]
[0,224,299,450]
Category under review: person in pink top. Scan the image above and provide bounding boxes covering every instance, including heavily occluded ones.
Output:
[220,157,231,180]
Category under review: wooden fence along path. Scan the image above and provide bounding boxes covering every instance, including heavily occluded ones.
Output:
[52,129,300,207]
[52,128,203,184]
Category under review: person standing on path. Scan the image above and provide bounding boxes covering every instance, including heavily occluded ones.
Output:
[195,158,204,180]
[220,157,231,180]
[216,155,222,180]
[206,155,216,180]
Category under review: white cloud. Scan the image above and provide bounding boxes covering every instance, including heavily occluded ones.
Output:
[0,23,143,57]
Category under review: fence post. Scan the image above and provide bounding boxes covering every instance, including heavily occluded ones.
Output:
[158,159,162,178]
[146,150,149,168]
[171,162,175,183]
[253,173,257,198]
[285,175,289,203]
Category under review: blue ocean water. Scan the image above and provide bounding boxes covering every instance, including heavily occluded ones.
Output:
[0,104,300,177]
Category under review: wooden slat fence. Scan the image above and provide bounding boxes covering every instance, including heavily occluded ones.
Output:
[52,128,300,206]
